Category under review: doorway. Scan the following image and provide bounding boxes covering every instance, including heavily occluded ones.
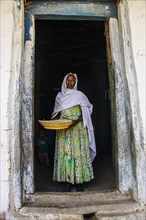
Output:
[34,20,116,192]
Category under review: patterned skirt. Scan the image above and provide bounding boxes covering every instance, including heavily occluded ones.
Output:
[53,105,94,184]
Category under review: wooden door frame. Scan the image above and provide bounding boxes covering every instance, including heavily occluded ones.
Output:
[22,1,145,207]
[23,1,117,196]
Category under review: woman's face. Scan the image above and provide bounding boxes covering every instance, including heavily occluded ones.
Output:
[66,74,76,89]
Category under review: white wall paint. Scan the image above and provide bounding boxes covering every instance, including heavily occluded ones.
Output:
[127,0,146,204]
[127,0,146,146]
[0,0,145,217]
[0,0,14,214]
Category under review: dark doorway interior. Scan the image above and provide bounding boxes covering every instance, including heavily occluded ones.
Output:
[34,20,115,192]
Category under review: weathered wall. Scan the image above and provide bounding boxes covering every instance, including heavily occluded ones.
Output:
[117,0,146,204]
[0,0,24,218]
[127,0,146,204]
[0,1,14,217]
[0,0,145,219]
[127,0,146,148]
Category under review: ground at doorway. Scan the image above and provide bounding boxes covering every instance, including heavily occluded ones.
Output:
[35,153,116,192]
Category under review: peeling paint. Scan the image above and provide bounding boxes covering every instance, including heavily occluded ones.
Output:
[25,16,33,42]
[25,1,117,20]
[1,0,146,218]
[16,0,21,11]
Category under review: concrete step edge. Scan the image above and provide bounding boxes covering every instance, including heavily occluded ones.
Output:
[19,202,143,215]
[25,190,132,205]
[24,199,134,207]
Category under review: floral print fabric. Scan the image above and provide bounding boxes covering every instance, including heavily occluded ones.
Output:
[53,105,94,184]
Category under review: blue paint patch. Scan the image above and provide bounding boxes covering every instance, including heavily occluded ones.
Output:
[17,0,21,11]
[25,15,33,42]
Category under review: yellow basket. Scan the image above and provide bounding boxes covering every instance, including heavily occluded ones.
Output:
[38,119,73,130]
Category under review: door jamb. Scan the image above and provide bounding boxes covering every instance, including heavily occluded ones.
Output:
[23,1,120,199]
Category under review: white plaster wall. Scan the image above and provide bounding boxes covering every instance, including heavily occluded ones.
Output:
[0,0,145,217]
[0,0,14,215]
[1,0,24,216]
[127,0,146,146]
[127,0,146,204]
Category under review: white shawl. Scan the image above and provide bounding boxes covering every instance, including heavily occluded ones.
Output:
[52,73,96,161]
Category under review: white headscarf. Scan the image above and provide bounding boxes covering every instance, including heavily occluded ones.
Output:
[52,73,96,161]
[61,72,78,91]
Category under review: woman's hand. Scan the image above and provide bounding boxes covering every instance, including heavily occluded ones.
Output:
[67,115,83,130]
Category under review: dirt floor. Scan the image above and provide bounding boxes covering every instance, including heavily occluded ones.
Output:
[35,152,116,192]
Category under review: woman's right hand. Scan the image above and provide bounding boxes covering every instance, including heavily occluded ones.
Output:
[66,115,82,130]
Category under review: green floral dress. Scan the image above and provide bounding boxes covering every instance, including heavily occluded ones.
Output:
[53,105,94,184]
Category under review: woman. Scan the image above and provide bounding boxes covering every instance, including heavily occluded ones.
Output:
[52,73,96,191]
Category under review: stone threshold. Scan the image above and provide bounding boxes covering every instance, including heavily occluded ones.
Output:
[24,190,133,207]
[20,202,143,215]
[15,190,145,219]
[9,190,144,220]
[16,190,143,219]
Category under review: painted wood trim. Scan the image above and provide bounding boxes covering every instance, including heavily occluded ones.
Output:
[23,15,35,194]
[109,17,132,192]
[25,1,117,20]
[23,1,116,195]
[105,21,117,181]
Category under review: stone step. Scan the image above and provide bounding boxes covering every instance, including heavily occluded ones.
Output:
[19,190,145,219]
[95,212,145,220]
[13,209,146,220]
[13,212,84,220]
[20,201,143,216]
[25,190,132,207]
